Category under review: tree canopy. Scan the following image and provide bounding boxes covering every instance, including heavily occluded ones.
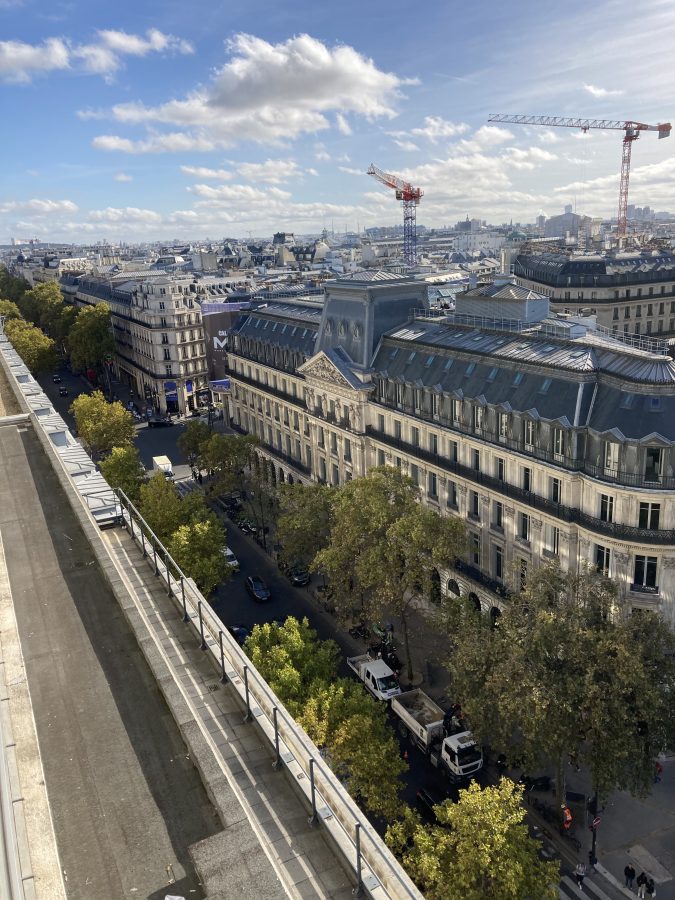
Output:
[446,560,675,804]
[16,281,63,329]
[98,445,146,503]
[4,317,56,373]
[67,302,114,372]
[177,420,211,467]
[0,299,23,322]
[0,267,29,304]
[168,517,228,596]
[138,473,184,543]
[70,390,135,459]
[275,482,332,568]
[387,778,559,900]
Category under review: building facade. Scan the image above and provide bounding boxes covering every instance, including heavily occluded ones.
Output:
[225,272,675,626]
[514,249,675,340]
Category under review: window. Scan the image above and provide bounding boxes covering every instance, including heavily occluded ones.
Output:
[410,464,419,485]
[395,383,403,406]
[596,545,611,576]
[411,426,420,448]
[377,449,385,466]
[523,419,534,448]
[472,449,480,471]
[344,438,352,462]
[330,432,338,454]
[494,545,504,580]
[428,472,438,499]
[319,458,327,482]
[493,501,503,530]
[522,467,531,492]
[318,427,325,448]
[429,433,438,454]
[613,308,619,321]
[498,413,509,441]
[648,303,653,317]
[473,405,484,432]
[624,306,630,319]
[639,502,660,530]
[394,420,402,439]
[600,494,614,523]
[163,347,171,360]
[633,555,658,591]
[518,512,530,542]
[451,399,460,424]
[432,393,440,418]
[470,533,481,567]
[604,441,619,474]
[293,411,299,431]
[496,457,505,481]
[449,440,458,463]
[547,525,560,556]
[378,413,385,432]
[470,491,480,519]
[161,332,169,345]
[513,372,524,386]
[553,427,565,459]
[635,305,642,317]
[645,447,662,482]
[447,481,458,508]
[550,477,561,504]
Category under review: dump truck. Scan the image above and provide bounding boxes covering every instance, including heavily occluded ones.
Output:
[347,654,402,702]
[391,689,483,781]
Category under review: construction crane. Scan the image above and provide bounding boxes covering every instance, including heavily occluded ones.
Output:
[367,164,423,266]
[488,114,671,236]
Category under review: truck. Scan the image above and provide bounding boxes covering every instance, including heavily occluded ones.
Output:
[391,689,483,782]
[347,654,402,702]
[152,455,174,478]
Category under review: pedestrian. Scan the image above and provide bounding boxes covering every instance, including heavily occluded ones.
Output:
[637,872,648,898]
[646,877,656,898]
[574,863,586,891]
[625,864,636,888]
[654,761,663,783]
[198,471,203,485]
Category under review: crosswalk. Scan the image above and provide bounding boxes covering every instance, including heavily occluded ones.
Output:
[559,872,621,899]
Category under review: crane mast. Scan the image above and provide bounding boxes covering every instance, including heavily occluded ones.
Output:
[488,114,671,237]
[367,164,423,266]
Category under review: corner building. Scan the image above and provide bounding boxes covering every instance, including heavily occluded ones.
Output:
[226,272,675,626]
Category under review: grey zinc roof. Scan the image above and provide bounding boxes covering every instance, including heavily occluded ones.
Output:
[336,270,407,282]
[462,282,547,302]
[235,304,319,355]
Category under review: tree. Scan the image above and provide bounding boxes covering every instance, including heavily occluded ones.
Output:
[201,432,258,495]
[44,302,78,348]
[17,281,63,328]
[276,482,333,568]
[177,420,211,467]
[98,445,146,503]
[245,617,340,717]
[387,778,559,900]
[138,473,183,543]
[4,318,56,373]
[314,467,465,679]
[67,302,114,373]
[70,390,135,459]
[446,560,675,808]
[0,299,23,322]
[0,267,29,304]
[167,517,228,596]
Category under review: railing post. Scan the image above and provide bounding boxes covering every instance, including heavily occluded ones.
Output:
[180,577,189,622]
[164,550,172,596]
[243,666,252,722]
[140,524,146,557]
[198,601,206,650]
[218,631,227,683]
[272,707,281,770]
[308,758,317,825]
[153,541,158,575]
[353,822,364,897]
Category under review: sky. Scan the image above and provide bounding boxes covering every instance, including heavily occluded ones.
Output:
[1,0,675,243]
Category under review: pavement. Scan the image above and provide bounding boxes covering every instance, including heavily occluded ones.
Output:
[0,418,222,899]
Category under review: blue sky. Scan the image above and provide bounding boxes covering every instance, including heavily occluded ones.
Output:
[1,0,674,242]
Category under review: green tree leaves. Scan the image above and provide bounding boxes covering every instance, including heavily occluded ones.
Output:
[168,519,228,597]
[98,445,146,503]
[67,303,114,372]
[70,390,135,459]
[3,318,56,373]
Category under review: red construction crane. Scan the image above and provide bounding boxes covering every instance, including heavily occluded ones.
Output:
[367,163,423,266]
[488,114,671,236]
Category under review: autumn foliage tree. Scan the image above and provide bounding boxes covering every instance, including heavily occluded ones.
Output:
[70,390,135,459]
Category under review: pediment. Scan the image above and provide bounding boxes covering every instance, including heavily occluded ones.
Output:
[298,352,355,391]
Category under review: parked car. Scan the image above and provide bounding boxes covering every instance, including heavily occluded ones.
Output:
[221,547,240,571]
[226,624,250,646]
[52,374,62,383]
[288,566,310,587]
[147,416,174,428]
[246,575,271,602]
[58,386,69,396]
[416,785,449,823]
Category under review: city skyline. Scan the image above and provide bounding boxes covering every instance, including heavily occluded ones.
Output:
[1,0,675,242]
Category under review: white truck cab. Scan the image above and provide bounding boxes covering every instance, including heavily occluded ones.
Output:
[440,731,483,780]
[347,655,401,701]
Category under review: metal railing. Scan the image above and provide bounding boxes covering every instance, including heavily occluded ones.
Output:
[115,491,421,900]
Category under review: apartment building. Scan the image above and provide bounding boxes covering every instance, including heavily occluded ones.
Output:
[514,248,675,339]
[225,272,675,626]
[60,272,227,414]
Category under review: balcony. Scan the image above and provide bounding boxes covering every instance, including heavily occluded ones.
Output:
[454,559,509,598]
[231,371,306,411]
[364,427,675,546]
[231,423,311,476]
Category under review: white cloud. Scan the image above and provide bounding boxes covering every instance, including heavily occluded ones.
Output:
[93,132,216,153]
[93,33,410,152]
[410,116,469,142]
[0,29,192,84]
[314,143,331,161]
[180,165,233,180]
[306,167,319,176]
[336,112,352,135]
[538,129,560,144]
[114,172,133,182]
[88,206,162,223]
[338,166,364,175]
[393,139,420,152]
[0,198,78,214]
[189,183,292,204]
[584,83,624,98]
[0,38,69,83]
[235,158,302,184]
